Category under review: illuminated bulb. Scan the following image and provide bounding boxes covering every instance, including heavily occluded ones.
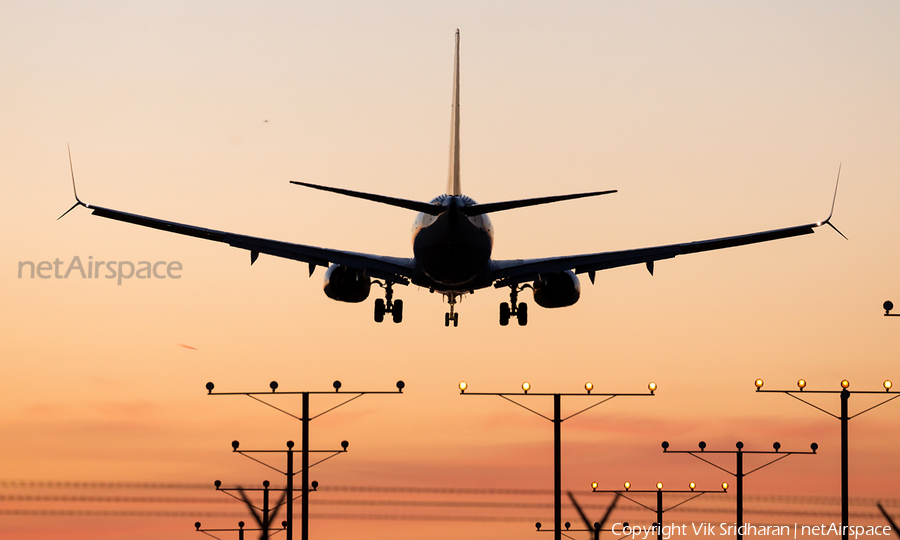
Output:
[591,482,598,490]
[755,379,764,389]
[656,482,663,490]
[797,379,806,390]
[689,482,696,491]
[522,382,531,393]
[585,382,593,393]
[623,481,631,491]
[458,381,467,392]
[885,380,893,391]
[722,482,729,491]
[841,380,850,389]
[648,382,657,392]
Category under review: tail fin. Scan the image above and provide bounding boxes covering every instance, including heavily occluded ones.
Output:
[447,29,461,196]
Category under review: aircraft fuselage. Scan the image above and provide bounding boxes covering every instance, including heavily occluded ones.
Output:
[411,194,494,291]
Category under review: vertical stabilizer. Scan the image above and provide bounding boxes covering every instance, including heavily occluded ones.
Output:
[446,29,462,196]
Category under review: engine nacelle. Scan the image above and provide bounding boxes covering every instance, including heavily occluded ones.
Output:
[532,270,581,308]
[323,264,371,303]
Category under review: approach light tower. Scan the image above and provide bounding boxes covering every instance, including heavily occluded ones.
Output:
[754,378,896,540]
[591,481,728,540]
[205,380,405,540]
[661,440,817,540]
[459,380,656,540]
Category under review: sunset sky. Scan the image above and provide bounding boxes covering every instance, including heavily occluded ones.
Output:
[2,2,900,539]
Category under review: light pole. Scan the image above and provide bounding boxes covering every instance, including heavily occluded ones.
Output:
[591,481,728,540]
[882,301,900,317]
[661,440,817,539]
[755,378,897,540]
[205,379,405,540]
[195,519,287,540]
[214,440,346,539]
[460,380,656,540]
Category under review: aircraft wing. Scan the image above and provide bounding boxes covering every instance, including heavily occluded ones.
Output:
[490,220,828,287]
[79,203,415,284]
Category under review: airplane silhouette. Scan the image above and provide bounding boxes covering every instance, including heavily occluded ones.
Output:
[60,30,843,327]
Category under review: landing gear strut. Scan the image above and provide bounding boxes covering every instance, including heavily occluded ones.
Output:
[500,285,529,326]
[444,293,460,327]
[373,281,403,324]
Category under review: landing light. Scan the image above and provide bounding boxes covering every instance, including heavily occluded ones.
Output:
[459,381,467,393]
[522,382,531,393]
[585,382,593,393]
[797,379,806,390]
[591,482,598,490]
[623,481,631,491]
[755,379,764,389]
[841,380,850,389]
[885,380,893,392]
[689,482,696,491]
[722,482,729,491]
[656,482,663,490]
[648,382,657,394]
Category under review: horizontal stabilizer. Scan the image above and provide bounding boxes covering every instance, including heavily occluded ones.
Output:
[290,181,443,215]
[461,190,617,216]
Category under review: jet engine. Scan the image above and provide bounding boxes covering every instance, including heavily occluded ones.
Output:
[323,264,371,303]
[532,270,581,308]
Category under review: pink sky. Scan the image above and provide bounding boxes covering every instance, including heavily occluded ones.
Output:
[2,1,900,539]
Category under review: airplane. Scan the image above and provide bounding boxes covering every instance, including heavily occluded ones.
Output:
[60,30,844,327]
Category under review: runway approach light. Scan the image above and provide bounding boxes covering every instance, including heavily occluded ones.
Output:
[459,381,467,393]
[689,482,696,491]
[797,379,806,390]
[648,382,657,394]
[522,382,531,393]
[656,482,663,490]
[591,482,598,490]
[585,382,593,393]
[755,379,764,390]
[722,482,729,491]
[841,379,850,389]
[885,380,893,391]
[624,481,631,491]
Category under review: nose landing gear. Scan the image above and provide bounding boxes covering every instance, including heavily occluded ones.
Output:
[444,293,460,327]
[373,281,403,323]
[499,285,529,326]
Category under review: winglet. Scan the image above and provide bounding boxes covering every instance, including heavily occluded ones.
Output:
[58,144,88,220]
[817,163,847,240]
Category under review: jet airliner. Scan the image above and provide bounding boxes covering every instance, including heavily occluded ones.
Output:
[61,30,842,327]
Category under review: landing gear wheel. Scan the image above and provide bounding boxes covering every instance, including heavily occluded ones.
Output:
[445,312,450,327]
[517,302,528,326]
[499,302,510,326]
[374,299,386,323]
[392,299,403,323]
[453,312,459,327]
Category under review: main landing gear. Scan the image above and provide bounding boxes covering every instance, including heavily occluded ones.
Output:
[500,285,529,326]
[373,281,403,324]
[444,293,459,327]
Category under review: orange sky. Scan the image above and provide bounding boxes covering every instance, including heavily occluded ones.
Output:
[2,2,900,539]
